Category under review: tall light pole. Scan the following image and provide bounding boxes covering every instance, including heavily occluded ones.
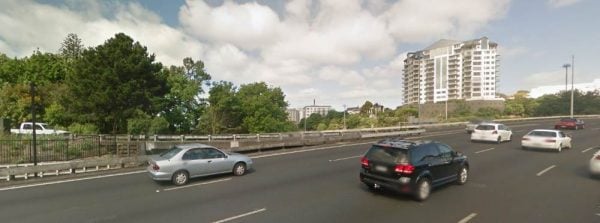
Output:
[303,108,307,132]
[562,63,570,92]
[342,104,347,130]
[570,55,575,118]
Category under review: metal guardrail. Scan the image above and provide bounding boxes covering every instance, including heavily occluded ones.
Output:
[2,114,599,182]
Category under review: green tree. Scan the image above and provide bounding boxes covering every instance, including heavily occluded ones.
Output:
[161,57,211,133]
[360,101,374,115]
[66,33,168,134]
[198,81,241,134]
[237,82,294,133]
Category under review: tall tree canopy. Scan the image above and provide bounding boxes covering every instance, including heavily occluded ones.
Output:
[161,57,211,133]
[66,33,168,133]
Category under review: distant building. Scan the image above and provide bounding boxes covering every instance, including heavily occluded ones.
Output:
[286,108,301,123]
[303,105,331,118]
[403,37,501,105]
[529,79,600,98]
[346,106,361,115]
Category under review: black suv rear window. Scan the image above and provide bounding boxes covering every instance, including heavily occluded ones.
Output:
[365,145,409,164]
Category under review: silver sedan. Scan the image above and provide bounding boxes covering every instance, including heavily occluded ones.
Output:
[147,143,253,185]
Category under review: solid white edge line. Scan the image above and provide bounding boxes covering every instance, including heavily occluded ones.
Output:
[162,178,231,191]
[458,213,478,223]
[0,170,147,191]
[250,142,373,159]
[329,155,362,162]
[581,147,595,153]
[213,208,267,223]
[475,148,495,154]
[536,165,556,176]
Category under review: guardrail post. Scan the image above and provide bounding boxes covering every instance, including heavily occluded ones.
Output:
[208,135,212,142]
[180,135,184,142]
[279,133,282,141]
[153,135,157,142]
[233,134,237,141]
[256,134,260,142]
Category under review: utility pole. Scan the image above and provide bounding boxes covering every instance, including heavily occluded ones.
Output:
[570,55,575,118]
[343,104,347,130]
[562,63,570,92]
[30,82,37,166]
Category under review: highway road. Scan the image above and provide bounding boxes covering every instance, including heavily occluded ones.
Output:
[1,118,599,223]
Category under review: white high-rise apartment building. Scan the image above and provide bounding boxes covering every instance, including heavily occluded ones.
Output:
[403,37,500,104]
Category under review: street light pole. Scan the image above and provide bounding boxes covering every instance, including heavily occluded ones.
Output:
[562,63,570,92]
[570,55,575,118]
[342,104,347,130]
[30,82,37,166]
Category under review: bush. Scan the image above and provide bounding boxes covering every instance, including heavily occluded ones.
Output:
[68,123,99,134]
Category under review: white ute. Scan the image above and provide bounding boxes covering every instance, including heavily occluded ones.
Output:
[10,122,68,135]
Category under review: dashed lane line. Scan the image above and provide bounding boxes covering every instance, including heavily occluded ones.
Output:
[458,213,478,223]
[536,165,556,176]
[160,178,231,192]
[475,148,495,154]
[582,147,596,153]
[329,155,362,162]
[213,208,267,223]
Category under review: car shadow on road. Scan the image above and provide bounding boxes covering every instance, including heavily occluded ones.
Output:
[573,165,600,181]
[153,169,256,187]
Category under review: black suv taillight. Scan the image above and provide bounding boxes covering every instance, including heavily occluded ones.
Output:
[360,157,369,168]
[394,164,415,174]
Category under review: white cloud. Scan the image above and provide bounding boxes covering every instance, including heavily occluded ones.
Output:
[548,0,582,8]
[318,66,365,86]
[0,0,515,109]
[498,46,528,58]
[383,0,510,43]
[179,0,282,50]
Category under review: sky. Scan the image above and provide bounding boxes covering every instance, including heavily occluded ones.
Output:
[0,0,598,110]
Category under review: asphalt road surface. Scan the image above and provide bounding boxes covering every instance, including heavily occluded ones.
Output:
[1,118,599,223]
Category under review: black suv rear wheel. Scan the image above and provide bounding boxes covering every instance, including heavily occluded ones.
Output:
[414,178,431,201]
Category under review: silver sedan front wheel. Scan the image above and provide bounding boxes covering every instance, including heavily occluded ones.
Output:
[233,163,247,176]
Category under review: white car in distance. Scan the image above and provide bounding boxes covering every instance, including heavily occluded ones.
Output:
[470,123,513,143]
[521,129,572,152]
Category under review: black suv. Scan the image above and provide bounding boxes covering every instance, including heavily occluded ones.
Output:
[359,139,469,201]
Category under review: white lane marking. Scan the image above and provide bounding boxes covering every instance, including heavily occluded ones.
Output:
[213,208,267,223]
[475,148,495,154]
[250,142,373,159]
[458,213,478,223]
[162,178,231,192]
[536,165,556,176]
[596,213,600,217]
[329,155,362,162]
[582,147,596,153]
[0,170,147,192]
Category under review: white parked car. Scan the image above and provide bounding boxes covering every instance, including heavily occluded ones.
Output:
[521,129,572,152]
[590,149,600,177]
[470,123,512,143]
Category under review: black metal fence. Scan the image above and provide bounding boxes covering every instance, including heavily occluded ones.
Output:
[0,135,140,165]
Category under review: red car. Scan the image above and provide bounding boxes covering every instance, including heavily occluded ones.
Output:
[554,118,585,130]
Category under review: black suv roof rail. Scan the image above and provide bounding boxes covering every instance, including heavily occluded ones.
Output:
[375,138,433,149]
